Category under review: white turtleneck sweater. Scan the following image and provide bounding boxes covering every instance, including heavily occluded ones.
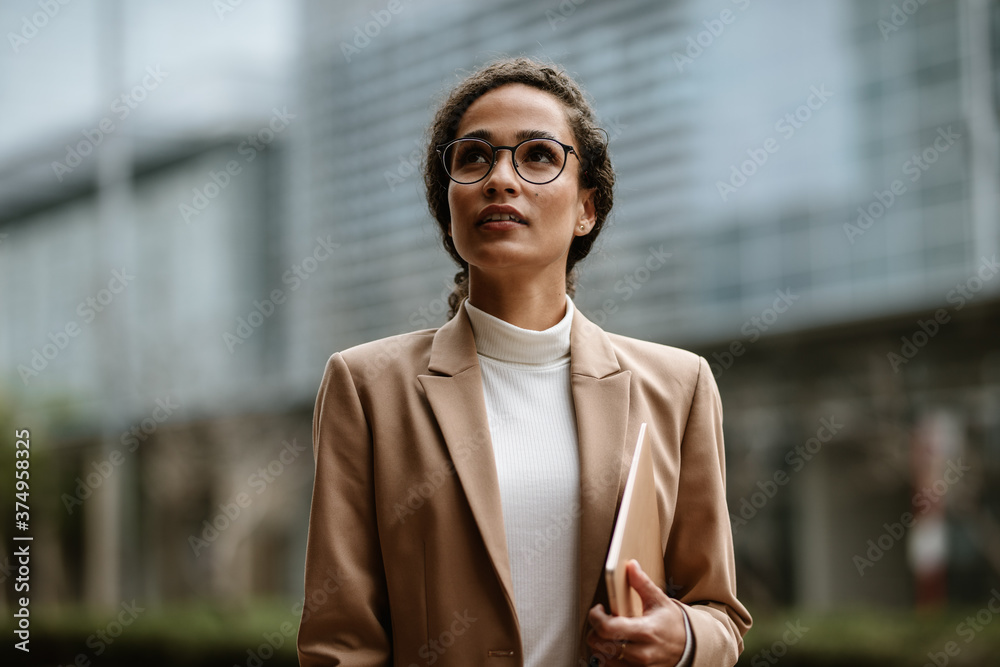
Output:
[465,296,581,667]
[464,296,693,667]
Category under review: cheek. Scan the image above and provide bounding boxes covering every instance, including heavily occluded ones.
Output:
[446,189,462,234]
[540,188,581,227]
[447,185,473,219]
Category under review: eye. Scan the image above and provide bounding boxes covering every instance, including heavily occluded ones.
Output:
[465,150,490,164]
[456,143,491,165]
[520,142,557,163]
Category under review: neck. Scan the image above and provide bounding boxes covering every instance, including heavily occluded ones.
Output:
[467,266,568,331]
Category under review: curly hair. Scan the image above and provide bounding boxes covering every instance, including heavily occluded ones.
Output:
[423,57,616,318]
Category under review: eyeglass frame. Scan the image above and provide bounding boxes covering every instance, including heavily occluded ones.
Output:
[435,136,580,185]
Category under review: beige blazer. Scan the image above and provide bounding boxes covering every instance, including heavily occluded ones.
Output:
[297,300,751,667]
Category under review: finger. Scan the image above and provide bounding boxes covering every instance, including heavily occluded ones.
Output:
[626,559,668,610]
[588,603,631,641]
[588,603,613,634]
[586,627,629,664]
[586,633,625,660]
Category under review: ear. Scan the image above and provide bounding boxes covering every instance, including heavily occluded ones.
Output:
[575,187,597,236]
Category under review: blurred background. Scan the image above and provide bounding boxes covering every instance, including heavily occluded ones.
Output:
[1,0,999,665]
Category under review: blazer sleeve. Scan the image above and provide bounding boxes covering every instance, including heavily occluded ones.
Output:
[665,356,752,667]
[297,352,392,666]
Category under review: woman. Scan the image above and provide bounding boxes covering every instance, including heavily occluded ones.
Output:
[297,57,751,667]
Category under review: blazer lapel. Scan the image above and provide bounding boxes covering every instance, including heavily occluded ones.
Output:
[569,307,633,640]
[416,300,633,648]
[416,301,517,615]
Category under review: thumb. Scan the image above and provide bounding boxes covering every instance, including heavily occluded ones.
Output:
[627,559,668,610]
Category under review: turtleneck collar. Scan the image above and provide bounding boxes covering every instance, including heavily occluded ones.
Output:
[464,295,574,365]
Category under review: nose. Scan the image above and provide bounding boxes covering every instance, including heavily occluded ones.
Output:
[482,147,521,194]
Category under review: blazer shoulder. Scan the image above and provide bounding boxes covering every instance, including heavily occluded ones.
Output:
[604,331,705,382]
[324,328,438,386]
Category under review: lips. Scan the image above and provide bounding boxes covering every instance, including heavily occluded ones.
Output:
[476,204,528,226]
[480,213,523,223]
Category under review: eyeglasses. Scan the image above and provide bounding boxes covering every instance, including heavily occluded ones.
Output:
[436,137,578,185]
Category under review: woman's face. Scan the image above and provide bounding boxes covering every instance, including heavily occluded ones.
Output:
[446,83,595,284]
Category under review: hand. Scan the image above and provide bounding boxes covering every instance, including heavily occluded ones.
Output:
[586,560,687,666]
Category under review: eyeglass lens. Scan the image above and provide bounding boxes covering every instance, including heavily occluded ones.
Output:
[443,139,566,184]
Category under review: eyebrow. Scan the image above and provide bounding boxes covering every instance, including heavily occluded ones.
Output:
[460,128,561,143]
